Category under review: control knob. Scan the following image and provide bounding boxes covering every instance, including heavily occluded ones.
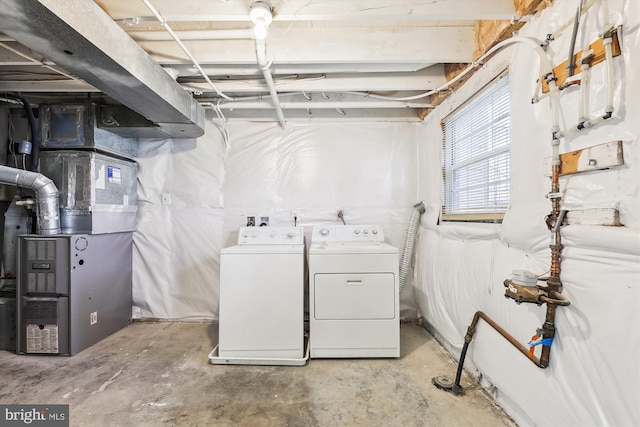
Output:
[320,228,330,236]
[286,232,295,239]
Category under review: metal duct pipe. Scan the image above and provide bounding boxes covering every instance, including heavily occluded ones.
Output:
[256,38,286,128]
[0,166,60,235]
[0,0,205,138]
[399,202,426,293]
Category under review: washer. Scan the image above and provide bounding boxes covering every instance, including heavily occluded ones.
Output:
[213,226,305,365]
[309,225,399,358]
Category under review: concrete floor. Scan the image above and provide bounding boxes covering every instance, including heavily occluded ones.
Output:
[0,322,515,427]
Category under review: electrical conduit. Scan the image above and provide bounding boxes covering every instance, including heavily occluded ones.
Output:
[255,37,286,128]
[141,0,233,101]
[13,96,40,172]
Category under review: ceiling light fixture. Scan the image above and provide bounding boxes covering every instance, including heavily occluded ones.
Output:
[250,1,273,40]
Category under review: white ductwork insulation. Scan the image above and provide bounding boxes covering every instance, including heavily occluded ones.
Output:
[129,0,638,425]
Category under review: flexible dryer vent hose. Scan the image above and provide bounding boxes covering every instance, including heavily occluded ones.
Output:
[399,202,426,293]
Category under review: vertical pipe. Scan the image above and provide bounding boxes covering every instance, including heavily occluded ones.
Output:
[540,304,558,367]
[566,1,584,76]
[452,341,470,395]
[14,96,40,172]
[603,35,615,116]
[255,38,286,128]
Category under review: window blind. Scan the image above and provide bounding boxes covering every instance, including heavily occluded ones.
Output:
[442,73,510,217]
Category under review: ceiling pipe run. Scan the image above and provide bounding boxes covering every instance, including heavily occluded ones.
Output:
[0,0,205,138]
[255,38,286,128]
[251,1,286,128]
[141,0,233,102]
[128,29,254,42]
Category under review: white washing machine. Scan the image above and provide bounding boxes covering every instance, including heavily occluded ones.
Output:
[211,226,306,365]
[309,225,399,358]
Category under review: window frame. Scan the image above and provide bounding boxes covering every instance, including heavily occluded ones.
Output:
[441,70,511,223]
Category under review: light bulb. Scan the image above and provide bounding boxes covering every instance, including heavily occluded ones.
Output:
[250,2,273,25]
[253,23,268,40]
[250,1,272,39]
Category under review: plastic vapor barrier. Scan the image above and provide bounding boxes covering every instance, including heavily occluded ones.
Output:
[416,1,639,426]
[133,120,420,320]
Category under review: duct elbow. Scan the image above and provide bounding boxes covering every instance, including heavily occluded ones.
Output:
[31,174,58,196]
[32,175,61,235]
[0,166,60,235]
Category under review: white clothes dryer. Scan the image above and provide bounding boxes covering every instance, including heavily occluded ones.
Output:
[309,225,399,358]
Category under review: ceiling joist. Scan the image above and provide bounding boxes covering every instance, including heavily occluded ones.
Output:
[97,0,516,23]
[0,0,524,124]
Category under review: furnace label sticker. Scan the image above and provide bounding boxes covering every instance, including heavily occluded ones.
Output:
[107,166,122,185]
[26,324,59,354]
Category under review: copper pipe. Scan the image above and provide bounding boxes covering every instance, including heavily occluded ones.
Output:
[463,311,547,369]
[445,303,567,394]
[539,292,571,306]
[549,242,562,289]
[551,165,561,213]
[548,162,563,289]
[540,304,558,367]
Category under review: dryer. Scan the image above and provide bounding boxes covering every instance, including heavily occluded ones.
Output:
[213,226,306,365]
[309,225,399,358]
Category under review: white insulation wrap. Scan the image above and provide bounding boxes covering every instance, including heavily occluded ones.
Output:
[133,120,420,320]
[416,1,639,426]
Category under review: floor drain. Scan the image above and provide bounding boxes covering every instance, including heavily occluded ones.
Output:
[432,376,454,389]
[432,376,464,396]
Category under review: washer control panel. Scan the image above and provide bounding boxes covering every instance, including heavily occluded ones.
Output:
[237,226,304,245]
[312,225,385,243]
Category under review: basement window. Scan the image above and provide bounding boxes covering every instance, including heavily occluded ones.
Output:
[441,72,510,222]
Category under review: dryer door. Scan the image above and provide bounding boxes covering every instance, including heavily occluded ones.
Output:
[313,273,395,320]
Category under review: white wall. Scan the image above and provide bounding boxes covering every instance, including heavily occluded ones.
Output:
[133,121,421,320]
[416,1,639,426]
[131,1,639,424]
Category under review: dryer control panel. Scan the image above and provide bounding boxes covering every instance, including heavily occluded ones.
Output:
[237,226,304,245]
[312,225,385,243]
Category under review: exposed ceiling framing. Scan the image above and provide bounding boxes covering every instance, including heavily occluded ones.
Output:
[0,0,520,125]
